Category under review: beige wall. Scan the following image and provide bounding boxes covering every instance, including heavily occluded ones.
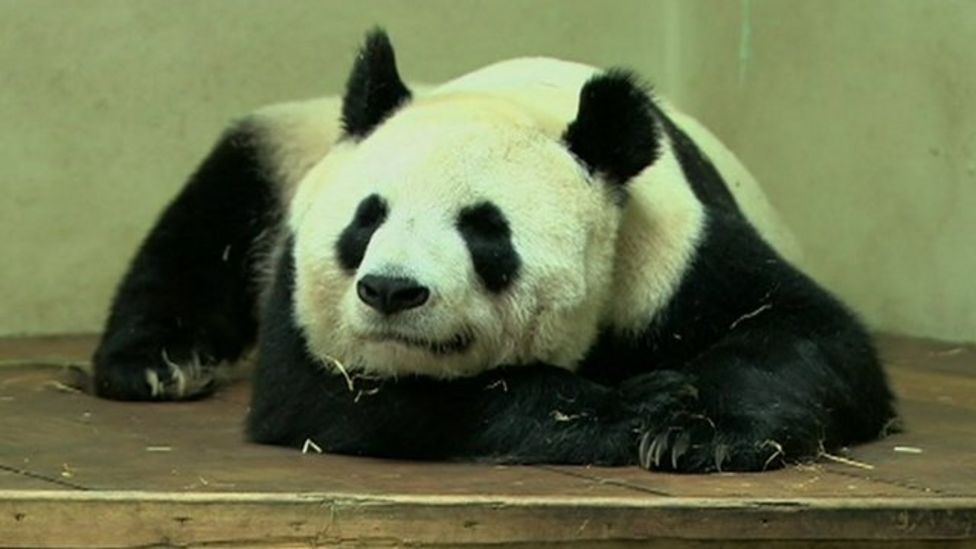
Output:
[0,0,972,342]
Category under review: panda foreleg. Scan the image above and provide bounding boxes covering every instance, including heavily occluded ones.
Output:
[251,356,652,465]
[93,123,279,401]
[248,240,642,464]
[452,365,656,465]
[623,320,894,473]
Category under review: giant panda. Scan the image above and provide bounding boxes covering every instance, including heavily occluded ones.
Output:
[92,29,896,472]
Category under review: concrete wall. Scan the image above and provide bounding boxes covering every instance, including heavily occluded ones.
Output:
[0,0,972,342]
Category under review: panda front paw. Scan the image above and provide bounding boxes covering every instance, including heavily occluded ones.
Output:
[618,370,709,470]
[619,370,788,473]
[94,337,217,401]
[638,420,789,473]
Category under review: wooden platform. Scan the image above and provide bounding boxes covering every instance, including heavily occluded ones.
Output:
[1,335,974,547]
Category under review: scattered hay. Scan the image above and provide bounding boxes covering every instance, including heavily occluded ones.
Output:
[551,410,585,422]
[880,416,904,437]
[322,356,354,392]
[930,347,965,357]
[729,303,773,331]
[759,439,785,471]
[44,380,82,395]
[484,379,509,392]
[819,452,875,470]
[302,438,323,454]
[354,387,380,403]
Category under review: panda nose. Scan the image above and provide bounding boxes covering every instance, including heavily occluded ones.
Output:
[356,275,430,315]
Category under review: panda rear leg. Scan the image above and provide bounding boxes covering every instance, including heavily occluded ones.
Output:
[93,123,281,401]
[622,323,895,472]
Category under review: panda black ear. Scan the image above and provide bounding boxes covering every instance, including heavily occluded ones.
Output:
[341,28,412,138]
[563,70,660,184]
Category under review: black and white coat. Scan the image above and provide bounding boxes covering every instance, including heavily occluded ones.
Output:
[93,30,896,472]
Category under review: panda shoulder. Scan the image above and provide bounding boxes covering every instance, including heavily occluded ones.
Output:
[235,97,346,203]
[657,103,803,263]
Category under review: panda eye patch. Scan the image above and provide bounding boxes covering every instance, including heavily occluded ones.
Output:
[335,194,388,272]
[457,202,509,238]
[353,194,387,227]
[457,201,521,293]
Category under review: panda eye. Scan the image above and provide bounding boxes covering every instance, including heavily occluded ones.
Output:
[353,194,388,227]
[457,202,510,239]
[335,194,388,272]
[456,201,521,293]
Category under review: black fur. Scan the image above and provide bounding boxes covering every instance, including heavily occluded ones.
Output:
[336,194,388,272]
[93,122,279,400]
[341,28,412,138]
[563,70,660,184]
[456,201,521,293]
[579,208,895,471]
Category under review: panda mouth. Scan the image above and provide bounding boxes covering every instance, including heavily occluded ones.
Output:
[364,330,474,355]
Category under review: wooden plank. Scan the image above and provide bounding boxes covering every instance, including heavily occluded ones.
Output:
[1,334,975,546]
[892,370,976,411]
[2,336,975,501]
[807,337,976,496]
[820,399,976,496]
[0,334,96,366]
[878,334,975,379]
[2,363,967,499]
[0,366,648,499]
[540,463,933,499]
[1,491,975,547]
[0,470,69,490]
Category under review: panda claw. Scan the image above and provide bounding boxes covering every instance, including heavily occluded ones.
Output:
[671,431,691,470]
[649,430,672,468]
[638,430,655,469]
[140,349,216,400]
[714,443,730,472]
[145,368,163,398]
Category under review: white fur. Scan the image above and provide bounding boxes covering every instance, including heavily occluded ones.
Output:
[244,97,344,302]
[606,134,706,335]
[248,96,343,205]
[245,57,798,379]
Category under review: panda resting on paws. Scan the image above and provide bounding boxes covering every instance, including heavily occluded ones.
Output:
[93,29,896,473]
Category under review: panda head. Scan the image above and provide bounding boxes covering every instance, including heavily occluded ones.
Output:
[291,29,660,378]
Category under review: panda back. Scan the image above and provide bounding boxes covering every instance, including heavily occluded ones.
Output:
[664,108,802,263]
